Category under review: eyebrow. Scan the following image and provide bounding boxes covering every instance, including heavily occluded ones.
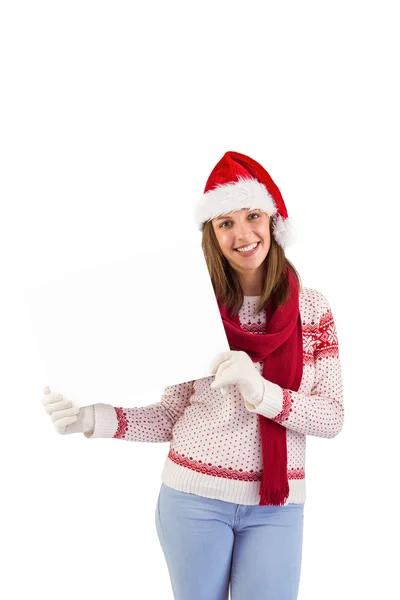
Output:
[215,210,258,221]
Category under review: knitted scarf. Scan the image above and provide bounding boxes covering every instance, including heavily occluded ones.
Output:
[217,267,303,505]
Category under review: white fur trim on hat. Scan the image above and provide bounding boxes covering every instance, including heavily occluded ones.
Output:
[194,177,296,248]
[195,177,277,229]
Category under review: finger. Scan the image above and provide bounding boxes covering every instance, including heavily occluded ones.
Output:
[42,392,64,406]
[209,351,234,374]
[51,406,80,423]
[211,370,237,390]
[44,398,74,415]
[214,360,233,378]
[210,361,233,387]
[54,415,78,432]
[42,393,73,410]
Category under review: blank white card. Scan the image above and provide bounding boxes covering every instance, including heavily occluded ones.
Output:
[23,235,230,407]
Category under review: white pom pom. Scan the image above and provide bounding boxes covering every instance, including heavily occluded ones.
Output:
[273,215,297,248]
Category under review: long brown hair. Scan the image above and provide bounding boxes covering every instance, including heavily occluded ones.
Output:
[201,216,302,319]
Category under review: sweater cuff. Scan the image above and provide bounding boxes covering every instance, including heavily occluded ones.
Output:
[245,378,284,418]
[82,405,95,434]
[84,403,118,439]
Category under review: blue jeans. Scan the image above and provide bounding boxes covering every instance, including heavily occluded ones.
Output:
[155,483,304,600]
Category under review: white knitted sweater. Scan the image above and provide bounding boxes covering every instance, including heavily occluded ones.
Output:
[85,287,344,505]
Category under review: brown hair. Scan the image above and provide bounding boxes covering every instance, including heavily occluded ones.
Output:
[201,217,302,319]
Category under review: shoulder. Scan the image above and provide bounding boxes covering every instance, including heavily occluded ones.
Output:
[299,286,333,325]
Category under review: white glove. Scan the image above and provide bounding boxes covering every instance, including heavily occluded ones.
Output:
[42,386,95,435]
[209,350,265,405]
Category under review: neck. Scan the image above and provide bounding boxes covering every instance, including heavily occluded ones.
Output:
[239,272,263,296]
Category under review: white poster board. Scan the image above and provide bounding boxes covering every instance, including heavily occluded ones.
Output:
[23,236,230,407]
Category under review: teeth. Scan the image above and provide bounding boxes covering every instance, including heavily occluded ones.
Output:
[237,243,258,253]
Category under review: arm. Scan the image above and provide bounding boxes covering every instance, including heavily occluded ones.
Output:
[245,293,344,439]
[84,380,195,441]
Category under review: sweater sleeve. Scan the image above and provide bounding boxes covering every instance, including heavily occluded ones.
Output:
[245,292,344,439]
[84,380,195,441]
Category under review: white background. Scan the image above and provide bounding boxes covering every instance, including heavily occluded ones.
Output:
[1,1,398,598]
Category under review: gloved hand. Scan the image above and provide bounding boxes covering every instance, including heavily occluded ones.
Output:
[209,350,265,406]
[42,386,95,435]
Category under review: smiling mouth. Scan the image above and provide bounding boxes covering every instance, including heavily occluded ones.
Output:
[234,242,261,253]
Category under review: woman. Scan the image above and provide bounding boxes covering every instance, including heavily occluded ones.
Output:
[42,151,344,600]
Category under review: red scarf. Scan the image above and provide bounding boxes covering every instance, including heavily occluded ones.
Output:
[217,268,303,505]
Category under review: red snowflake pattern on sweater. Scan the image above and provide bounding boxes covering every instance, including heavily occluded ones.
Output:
[316,307,338,359]
[301,321,319,367]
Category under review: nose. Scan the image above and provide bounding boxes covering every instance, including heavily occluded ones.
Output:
[236,220,255,240]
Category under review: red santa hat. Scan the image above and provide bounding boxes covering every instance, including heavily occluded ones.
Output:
[194,151,296,248]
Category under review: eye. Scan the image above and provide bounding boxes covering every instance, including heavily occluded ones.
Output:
[219,212,260,228]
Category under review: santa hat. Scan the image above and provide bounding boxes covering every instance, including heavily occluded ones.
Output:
[194,151,296,248]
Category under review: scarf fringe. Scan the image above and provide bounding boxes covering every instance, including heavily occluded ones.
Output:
[259,480,290,506]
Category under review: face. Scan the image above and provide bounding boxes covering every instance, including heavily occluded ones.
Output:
[211,208,271,277]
